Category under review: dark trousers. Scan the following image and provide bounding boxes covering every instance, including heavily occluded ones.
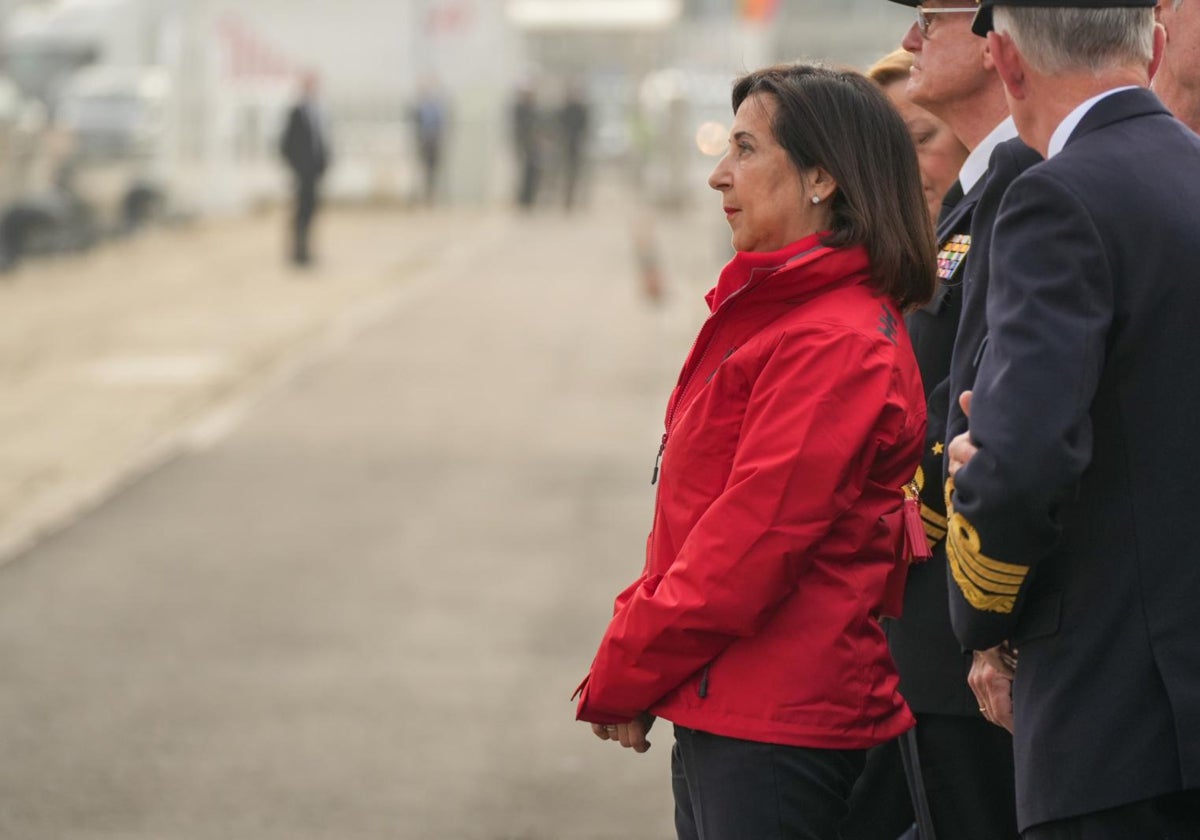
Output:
[840,738,913,840]
[562,150,584,211]
[842,713,1017,840]
[291,177,319,264]
[418,142,440,206]
[671,724,866,840]
[1023,790,1200,840]
[516,153,540,209]
[910,713,1018,839]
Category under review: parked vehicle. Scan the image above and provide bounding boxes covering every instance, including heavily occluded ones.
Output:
[55,65,171,235]
[0,73,79,271]
[0,0,287,270]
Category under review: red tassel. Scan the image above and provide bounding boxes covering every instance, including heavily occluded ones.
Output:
[903,481,933,562]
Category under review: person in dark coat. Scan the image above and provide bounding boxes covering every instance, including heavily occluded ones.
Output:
[511,84,541,210]
[412,77,448,207]
[947,1,1200,835]
[558,83,590,211]
[280,72,330,266]
[844,5,1041,839]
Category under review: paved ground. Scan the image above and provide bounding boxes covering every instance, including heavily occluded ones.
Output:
[0,206,479,560]
[0,190,731,838]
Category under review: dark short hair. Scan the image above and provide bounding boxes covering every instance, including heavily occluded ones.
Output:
[731,63,936,310]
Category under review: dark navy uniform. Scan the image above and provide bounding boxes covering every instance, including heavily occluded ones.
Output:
[843,180,972,840]
[947,88,1200,832]
[891,180,972,720]
[888,163,1022,840]
[846,139,1030,840]
[945,137,1044,483]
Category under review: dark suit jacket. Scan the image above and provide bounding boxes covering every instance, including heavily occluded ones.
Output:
[885,180,975,716]
[888,136,1040,718]
[945,137,1043,460]
[280,102,329,182]
[947,88,1200,830]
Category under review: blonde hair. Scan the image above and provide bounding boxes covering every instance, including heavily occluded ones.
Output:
[867,49,914,89]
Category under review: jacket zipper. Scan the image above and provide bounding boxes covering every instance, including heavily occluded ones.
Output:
[643,264,772,583]
[651,433,667,485]
[654,261,800,697]
[655,264,776,473]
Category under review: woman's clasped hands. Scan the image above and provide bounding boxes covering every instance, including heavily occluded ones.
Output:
[590,713,656,753]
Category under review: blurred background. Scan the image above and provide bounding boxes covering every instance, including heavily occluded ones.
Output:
[0,0,914,230]
[0,1,922,838]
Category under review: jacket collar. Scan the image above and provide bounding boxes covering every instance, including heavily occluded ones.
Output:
[1066,87,1170,150]
[706,233,871,314]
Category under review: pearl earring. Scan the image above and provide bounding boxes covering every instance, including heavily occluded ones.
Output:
[811,196,821,205]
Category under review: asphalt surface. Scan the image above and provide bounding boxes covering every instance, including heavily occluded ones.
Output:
[0,193,730,838]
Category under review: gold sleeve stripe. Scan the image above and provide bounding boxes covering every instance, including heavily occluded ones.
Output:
[949,521,1029,579]
[950,544,1022,594]
[922,509,947,541]
[949,554,1017,613]
[920,504,948,529]
[943,476,1028,615]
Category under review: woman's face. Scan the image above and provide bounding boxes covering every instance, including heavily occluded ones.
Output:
[708,92,831,253]
[884,79,967,222]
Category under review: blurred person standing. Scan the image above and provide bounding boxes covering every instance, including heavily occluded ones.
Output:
[511,83,542,210]
[576,63,937,840]
[946,1,1200,836]
[1153,0,1200,131]
[558,82,591,211]
[280,71,331,267]
[411,77,449,207]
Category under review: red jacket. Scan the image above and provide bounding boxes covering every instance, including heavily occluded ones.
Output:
[575,236,926,749]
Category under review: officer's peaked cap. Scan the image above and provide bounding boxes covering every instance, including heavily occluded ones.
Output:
[972,0,1156,37]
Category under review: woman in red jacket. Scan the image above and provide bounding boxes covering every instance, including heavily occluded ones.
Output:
[575,63,937,839]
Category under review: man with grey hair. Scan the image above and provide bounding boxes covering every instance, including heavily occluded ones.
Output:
[945,0,1200,836]
[1155,0,1200,130]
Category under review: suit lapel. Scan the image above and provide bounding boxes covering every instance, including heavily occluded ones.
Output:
[937,180,965,228]
[922,178,986,314]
